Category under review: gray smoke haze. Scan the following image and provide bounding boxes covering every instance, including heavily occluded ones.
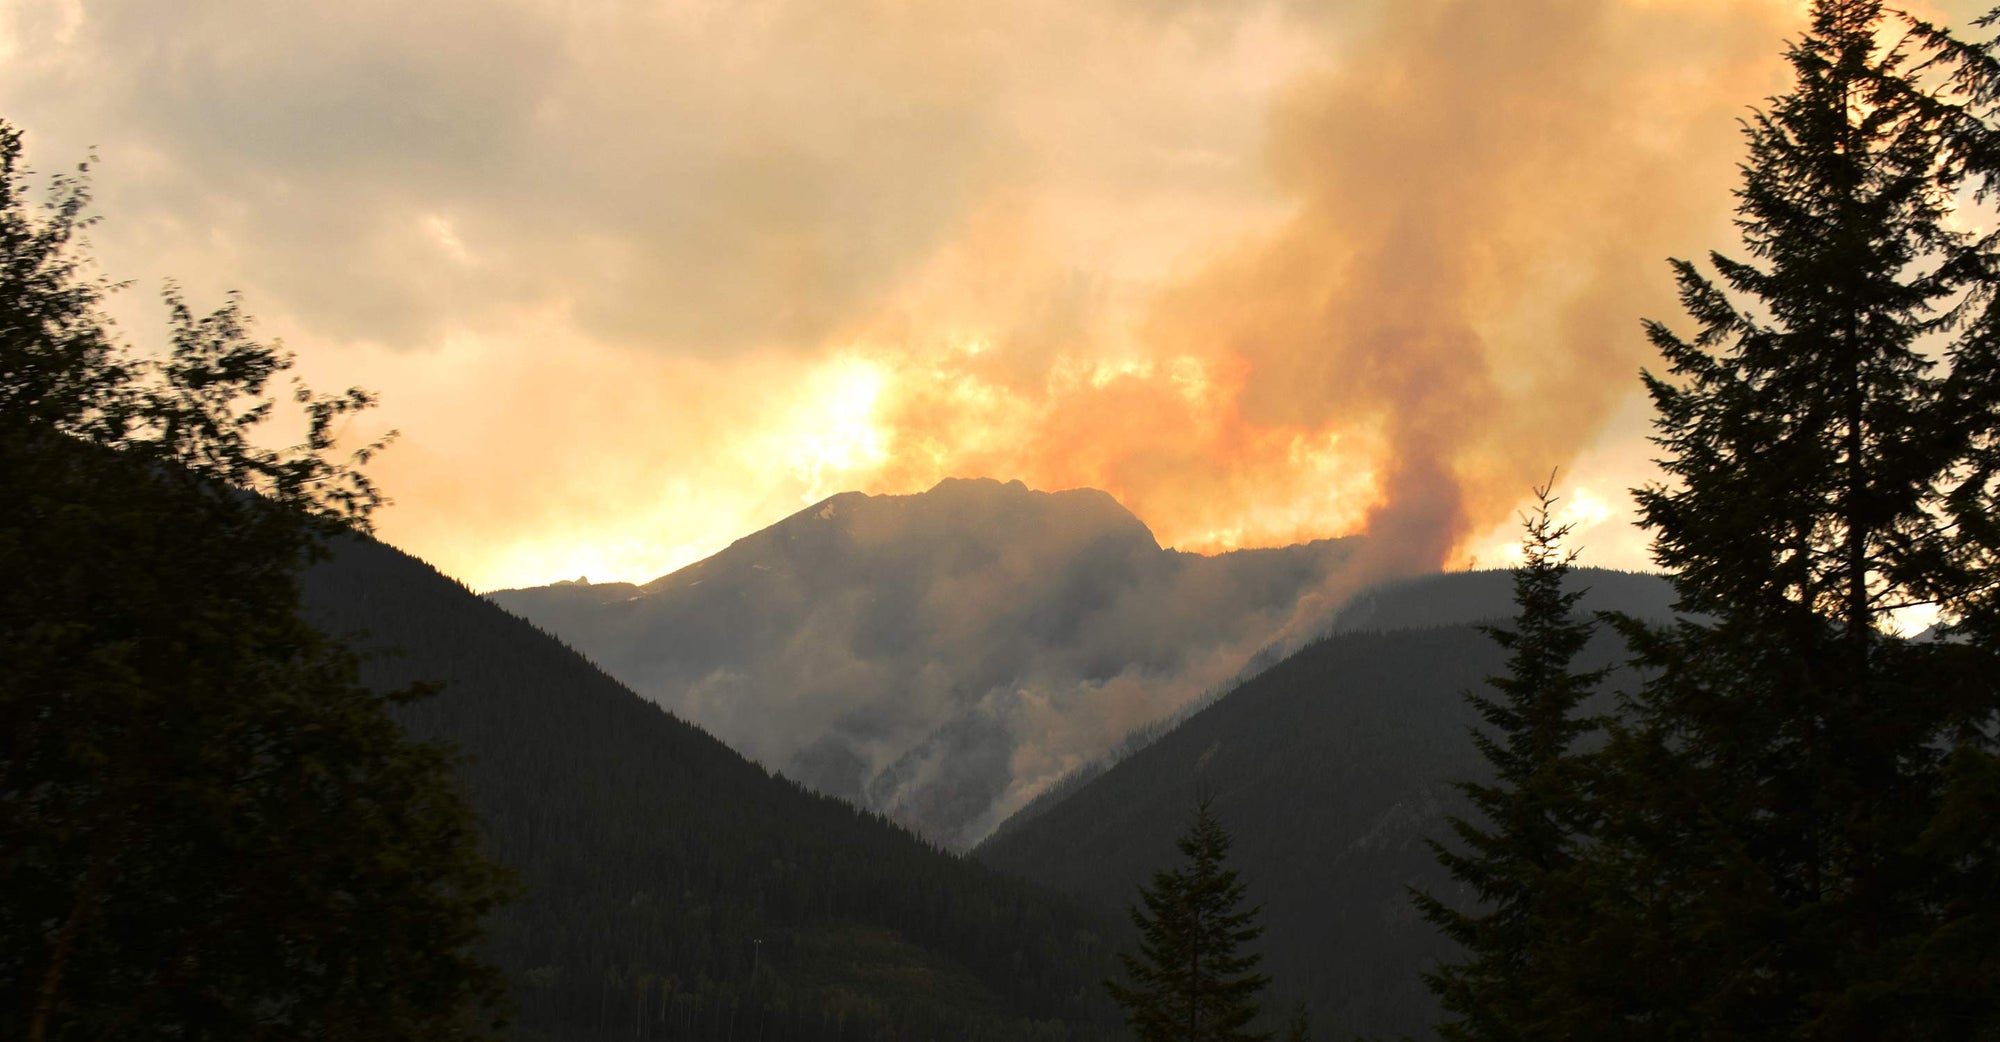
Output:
[492,477,1354,847]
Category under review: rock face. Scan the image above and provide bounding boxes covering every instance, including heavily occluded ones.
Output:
[491,477,1354,847]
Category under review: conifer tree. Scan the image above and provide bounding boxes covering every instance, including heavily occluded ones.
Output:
[1107,799,1272,1042]
[1566,3,2000,1037]
[0,120,514,1041]
[1415,477,1606,1042]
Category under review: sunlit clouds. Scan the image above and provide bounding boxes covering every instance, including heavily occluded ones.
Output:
[4,0,1991,590]
[766,354,892,503]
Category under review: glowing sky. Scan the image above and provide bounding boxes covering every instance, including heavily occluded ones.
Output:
[2,0,1986,591]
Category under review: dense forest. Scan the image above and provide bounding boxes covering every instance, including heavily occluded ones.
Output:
[1391,5,2000,1037]
[977,569,1675,1039]
[0,123,512,1039]
[305,534,1124,1042]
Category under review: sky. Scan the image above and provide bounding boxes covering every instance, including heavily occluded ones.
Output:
[2,0,1987,592]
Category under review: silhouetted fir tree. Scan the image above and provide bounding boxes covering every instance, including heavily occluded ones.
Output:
[1107,799,1271,1042]
[1900,20,2000,1018]
[1415,478,1606,1042]
[0,120,514,1041]
[1561,3,2000,1037]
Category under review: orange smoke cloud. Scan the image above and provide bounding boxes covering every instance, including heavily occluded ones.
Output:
[777,0,1801,581]
[814,343,1385,554]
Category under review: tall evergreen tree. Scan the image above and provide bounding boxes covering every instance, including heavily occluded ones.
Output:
[1562,3,2000,1037]
[1415,478,1606,1042]
[0,121,515,1041]
[1107,799,1271,1042]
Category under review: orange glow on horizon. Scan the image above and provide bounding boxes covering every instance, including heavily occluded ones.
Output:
[353,0,1824,593]
[773,339,1387,558]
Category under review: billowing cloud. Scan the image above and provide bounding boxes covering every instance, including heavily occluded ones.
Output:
[2,0,1986,590]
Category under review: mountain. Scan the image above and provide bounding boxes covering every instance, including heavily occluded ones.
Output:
[973,567,1677,1041]
[490,477,1355,848]
[1322,566,1676,634]
[300,534,1122,1042]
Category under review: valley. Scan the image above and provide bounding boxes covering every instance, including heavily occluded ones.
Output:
[323,481,1676,1040]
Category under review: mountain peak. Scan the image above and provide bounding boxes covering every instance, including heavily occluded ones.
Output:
[927,475,1027,494]
[750,478,1157,565]
[896,476,1157,547]
[491,474,1355,847]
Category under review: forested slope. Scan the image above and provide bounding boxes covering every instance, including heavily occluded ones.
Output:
[975,570,1674,1040]
[302,535,1120,1042]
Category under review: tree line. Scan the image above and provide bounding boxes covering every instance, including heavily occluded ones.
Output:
[1106,2,2000,1039]
[1424,2,2000,1038]
[0,124,513,1039]
[0,116,1130,1041]
[306,533,1128,1041]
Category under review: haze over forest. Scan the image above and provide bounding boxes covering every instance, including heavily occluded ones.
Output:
[11,0,1983,593]
[15,1,2000,1040]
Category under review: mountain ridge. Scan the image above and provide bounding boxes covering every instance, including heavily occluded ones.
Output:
[301,531,1122,1041]
[490,476,1358,847]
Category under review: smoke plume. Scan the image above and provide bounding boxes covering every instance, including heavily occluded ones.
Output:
[0,0,1911,590]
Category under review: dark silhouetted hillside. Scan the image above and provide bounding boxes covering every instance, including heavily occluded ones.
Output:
[1325,567,1676,634]
[302,534,1121,1042]
[975,568,1675,1040]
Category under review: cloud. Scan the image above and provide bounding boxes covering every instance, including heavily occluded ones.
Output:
[0,0,1315,588]
[1136,0,1804,571]
[810,0,1809,581]
[8,0,1982,591]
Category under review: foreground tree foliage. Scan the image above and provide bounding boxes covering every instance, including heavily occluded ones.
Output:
[1449,3,2000,1038]
[0,121,513,1040]
[1415,479,1606,1042]
[1107,798,1272,1042]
